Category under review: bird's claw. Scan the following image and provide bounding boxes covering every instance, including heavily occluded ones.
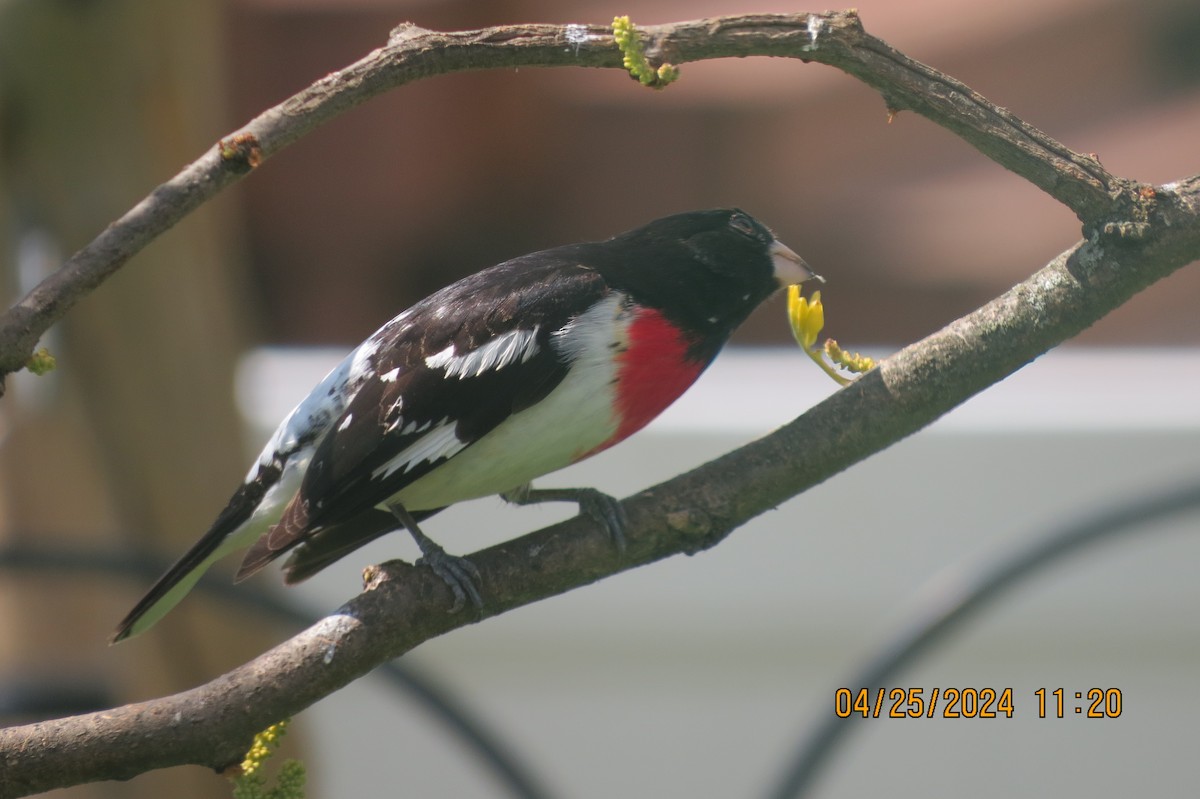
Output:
[503,484,628,553]
[416,548,483,613]
[572,488,629,553]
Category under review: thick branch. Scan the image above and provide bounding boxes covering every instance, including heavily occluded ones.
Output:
[2,174,1197,797]
[3,9,1198,794]
[0,11,1136,386]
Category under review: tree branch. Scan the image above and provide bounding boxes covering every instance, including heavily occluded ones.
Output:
[2,10,1199,796]
[4,174,1199,793]
[0,11,1137,387]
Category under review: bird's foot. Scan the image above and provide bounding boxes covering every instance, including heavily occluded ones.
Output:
[415,544,483,613]
[501,484,629,552]
[388,501,482,613]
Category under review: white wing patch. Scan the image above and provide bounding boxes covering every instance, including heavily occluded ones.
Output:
[425,327,541,379]
[395,418,432,436]
[372,418,468,480]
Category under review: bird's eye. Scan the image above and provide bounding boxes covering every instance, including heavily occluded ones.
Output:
[729,212,756,237]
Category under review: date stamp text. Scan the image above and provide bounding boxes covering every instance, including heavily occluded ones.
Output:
[834,688,1123,719]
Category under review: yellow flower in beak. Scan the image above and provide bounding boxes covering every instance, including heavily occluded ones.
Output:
[787,285,824,351]
[787,285,876,387]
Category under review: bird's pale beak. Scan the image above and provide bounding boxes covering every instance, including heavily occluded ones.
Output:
[770,240,824,287]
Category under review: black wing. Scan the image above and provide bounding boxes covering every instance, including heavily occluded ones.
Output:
[237,253,610,576]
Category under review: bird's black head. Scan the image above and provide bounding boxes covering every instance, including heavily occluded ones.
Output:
[589,208,819,341]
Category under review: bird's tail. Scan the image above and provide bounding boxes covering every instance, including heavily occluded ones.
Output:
[110,518,259,644]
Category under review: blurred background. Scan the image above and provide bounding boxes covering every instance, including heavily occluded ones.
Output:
[0,0,1197,797]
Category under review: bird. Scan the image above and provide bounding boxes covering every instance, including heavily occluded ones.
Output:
[111,208,821,643]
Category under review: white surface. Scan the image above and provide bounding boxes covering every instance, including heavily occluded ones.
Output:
[234,347,1200,798]
[239,346,1200,436]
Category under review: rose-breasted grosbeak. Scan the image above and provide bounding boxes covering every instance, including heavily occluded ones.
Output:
[111,208,820,642]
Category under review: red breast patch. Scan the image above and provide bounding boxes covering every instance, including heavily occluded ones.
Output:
[581,307,705,459]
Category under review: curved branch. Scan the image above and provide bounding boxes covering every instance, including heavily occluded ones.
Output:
[3,172,1198,795]
[4,9,1199,794]
[0,11,1134,386]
